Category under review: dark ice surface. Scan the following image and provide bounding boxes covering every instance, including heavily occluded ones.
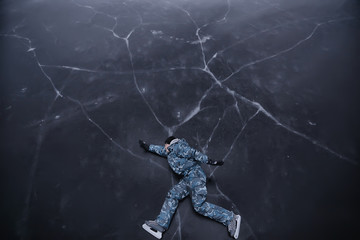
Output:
[1,0,360,239]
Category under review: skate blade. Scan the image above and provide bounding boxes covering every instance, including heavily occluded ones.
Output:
[142,223,162,239]
[234,215,241,239]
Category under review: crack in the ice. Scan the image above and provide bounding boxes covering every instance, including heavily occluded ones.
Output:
[223,109,260,161]
[123,29,172,134]
[65,96,168,165]
[170,3,208,70]
[72,0,118,24]
[218,0,232,23]
[1,33,63,98]
[203,105,234,154]
[18,98,58,239]
[185,15,357,165]
[210,108,261,178]
[41,63,198,75]
[82,0,177,135]
[220,16,356,82]
[168,84,216,135]
[1,29,168,171]
[26,92,120,129]
[229,87,358,165]
[206,15,340,67]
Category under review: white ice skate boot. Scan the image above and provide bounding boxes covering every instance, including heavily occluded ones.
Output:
[142,220,165,239]
[228,214,241,239]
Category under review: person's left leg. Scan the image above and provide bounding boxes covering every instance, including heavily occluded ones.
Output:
[190,173,234,226]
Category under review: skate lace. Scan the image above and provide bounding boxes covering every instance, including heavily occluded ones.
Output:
[228,217,236,232]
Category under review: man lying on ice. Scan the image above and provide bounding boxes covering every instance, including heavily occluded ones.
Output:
[139,136,241,239]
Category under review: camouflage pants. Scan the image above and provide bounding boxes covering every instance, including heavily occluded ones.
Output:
[155,166,234,230]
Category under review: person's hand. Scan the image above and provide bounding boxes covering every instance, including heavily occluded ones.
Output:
[208,159,224,166]
[139,140,150,151]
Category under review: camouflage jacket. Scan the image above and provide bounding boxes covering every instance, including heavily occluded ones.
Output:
[149,138,208,175]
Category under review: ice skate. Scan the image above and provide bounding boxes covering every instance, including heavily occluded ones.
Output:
[142,220,164,239]
[228,214,241,239]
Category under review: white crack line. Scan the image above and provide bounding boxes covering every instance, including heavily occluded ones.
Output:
[206,15,343,66]
[0,33,63,98]
[230,88,358,165]
[18,98,58,239]
[203,105,234,154]
[0,30,168,169]
[210,108,261,178]
[221,16,357,82]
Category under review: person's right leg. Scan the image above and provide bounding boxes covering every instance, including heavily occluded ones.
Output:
[155,179,189,230]
[189,175,241,239]
[190,179,234,226]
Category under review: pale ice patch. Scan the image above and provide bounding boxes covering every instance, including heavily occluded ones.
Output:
[150,30,164,36]
[308,121,317,126]
[190,35,212,44]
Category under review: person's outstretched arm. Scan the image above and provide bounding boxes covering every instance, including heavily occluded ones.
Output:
[139,140,167,157]
[148,144,167,157]
[190,147,224,166]
[189,147,209,164]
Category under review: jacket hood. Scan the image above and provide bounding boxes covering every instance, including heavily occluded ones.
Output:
[168,138,188,152]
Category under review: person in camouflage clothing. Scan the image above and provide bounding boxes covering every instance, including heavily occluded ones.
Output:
[139,136,241,239]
